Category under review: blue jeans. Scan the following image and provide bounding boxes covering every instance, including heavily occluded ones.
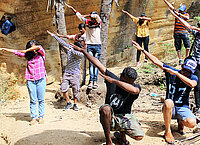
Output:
[27,78,46,119]
[87,44,101,82]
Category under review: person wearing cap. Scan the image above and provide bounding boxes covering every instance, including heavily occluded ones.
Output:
[65,4,102,90]
[132,40,198,144]
[163,0,190,65]
[169,9,200,121]
[122,10,151,67]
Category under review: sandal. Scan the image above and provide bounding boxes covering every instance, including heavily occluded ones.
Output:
[114,132,130,145]
[164,133,175,144]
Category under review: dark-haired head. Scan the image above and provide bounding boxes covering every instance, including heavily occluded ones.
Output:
[25,40,39,61]
[78,23,85,29]
[26,40,38,50]
[120,67,137,83]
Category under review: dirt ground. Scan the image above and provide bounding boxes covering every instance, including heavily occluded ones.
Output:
[1,63,200,145]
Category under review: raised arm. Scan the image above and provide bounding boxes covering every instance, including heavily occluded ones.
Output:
[65,4,86,22]
[163,0,175,10]
[132,40,164,69]
[70,43,106,74]
[122,10,134,19]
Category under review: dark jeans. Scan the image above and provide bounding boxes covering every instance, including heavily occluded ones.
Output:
[136,36,149,62]
[194,65,200,108]
[174,33,190,51]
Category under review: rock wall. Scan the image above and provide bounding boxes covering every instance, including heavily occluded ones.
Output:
[0,0,199,83]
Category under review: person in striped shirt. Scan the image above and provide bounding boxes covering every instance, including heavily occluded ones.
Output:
[163,0,190,65]
[1,40,46,125]
[47,30,84,111]
[55,23,87,87]
[122,10,151,67]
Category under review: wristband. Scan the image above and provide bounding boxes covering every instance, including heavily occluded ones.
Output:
[75,11,77,13]
[141,49,144,52]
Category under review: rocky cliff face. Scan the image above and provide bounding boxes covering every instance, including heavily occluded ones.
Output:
[0,0,199,83]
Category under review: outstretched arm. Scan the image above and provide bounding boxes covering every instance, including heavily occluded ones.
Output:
[132,40,164,69]
[65,4,86,22]
[163,0,174,10]
[1,46,40,54]
[70,43,106,74]
[122,10,134,19]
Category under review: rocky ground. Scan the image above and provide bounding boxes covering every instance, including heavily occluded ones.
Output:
[0,60,200,145]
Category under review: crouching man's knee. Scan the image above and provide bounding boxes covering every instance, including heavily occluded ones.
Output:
[184,117,196,128]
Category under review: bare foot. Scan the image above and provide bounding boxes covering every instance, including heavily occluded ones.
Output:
[164,132,175,144]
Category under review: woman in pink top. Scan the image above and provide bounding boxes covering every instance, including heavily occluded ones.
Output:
[1,40,46,125]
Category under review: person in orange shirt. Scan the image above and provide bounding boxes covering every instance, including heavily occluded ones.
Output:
[163,0,190,65]
[122,10,151,67]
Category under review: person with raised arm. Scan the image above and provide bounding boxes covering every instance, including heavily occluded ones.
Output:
[55,23,87,86]
[132,40,198,144]
[65,3,102,90]
[70,43,144,145]
[47,30,84,111]
[122,9,151,67]
[1,40,46,125]
[169,9,200,124]
[163,0,190,65]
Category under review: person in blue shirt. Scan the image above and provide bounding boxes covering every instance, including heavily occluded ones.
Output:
[169,9,200,119]
[0,16,12,35]
[132,40,198,144]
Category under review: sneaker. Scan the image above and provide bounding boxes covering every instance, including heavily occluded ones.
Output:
[38,118,44,124]
[144,59,148,63]
[64,102,73,110]
[29,119,37,126]
[93,82,98,89]
[179,59,183,65]
[87,81,93,90]
[136,62,142,67]
[73,104,79,111]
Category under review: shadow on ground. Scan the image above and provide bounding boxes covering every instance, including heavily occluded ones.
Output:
[4,113,31,122]
[14,130,120,145]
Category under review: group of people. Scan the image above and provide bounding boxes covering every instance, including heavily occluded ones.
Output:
[0,0,200,145]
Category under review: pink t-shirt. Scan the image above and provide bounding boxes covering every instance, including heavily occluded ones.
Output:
[14,45,46,81]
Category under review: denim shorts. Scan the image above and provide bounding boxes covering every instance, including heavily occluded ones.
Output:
[87,44,101,55]
[99,104,144,137]
[172,106,195,120]
[174,33,190,51]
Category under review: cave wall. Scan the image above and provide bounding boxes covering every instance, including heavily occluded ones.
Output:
[0,0,199,83]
